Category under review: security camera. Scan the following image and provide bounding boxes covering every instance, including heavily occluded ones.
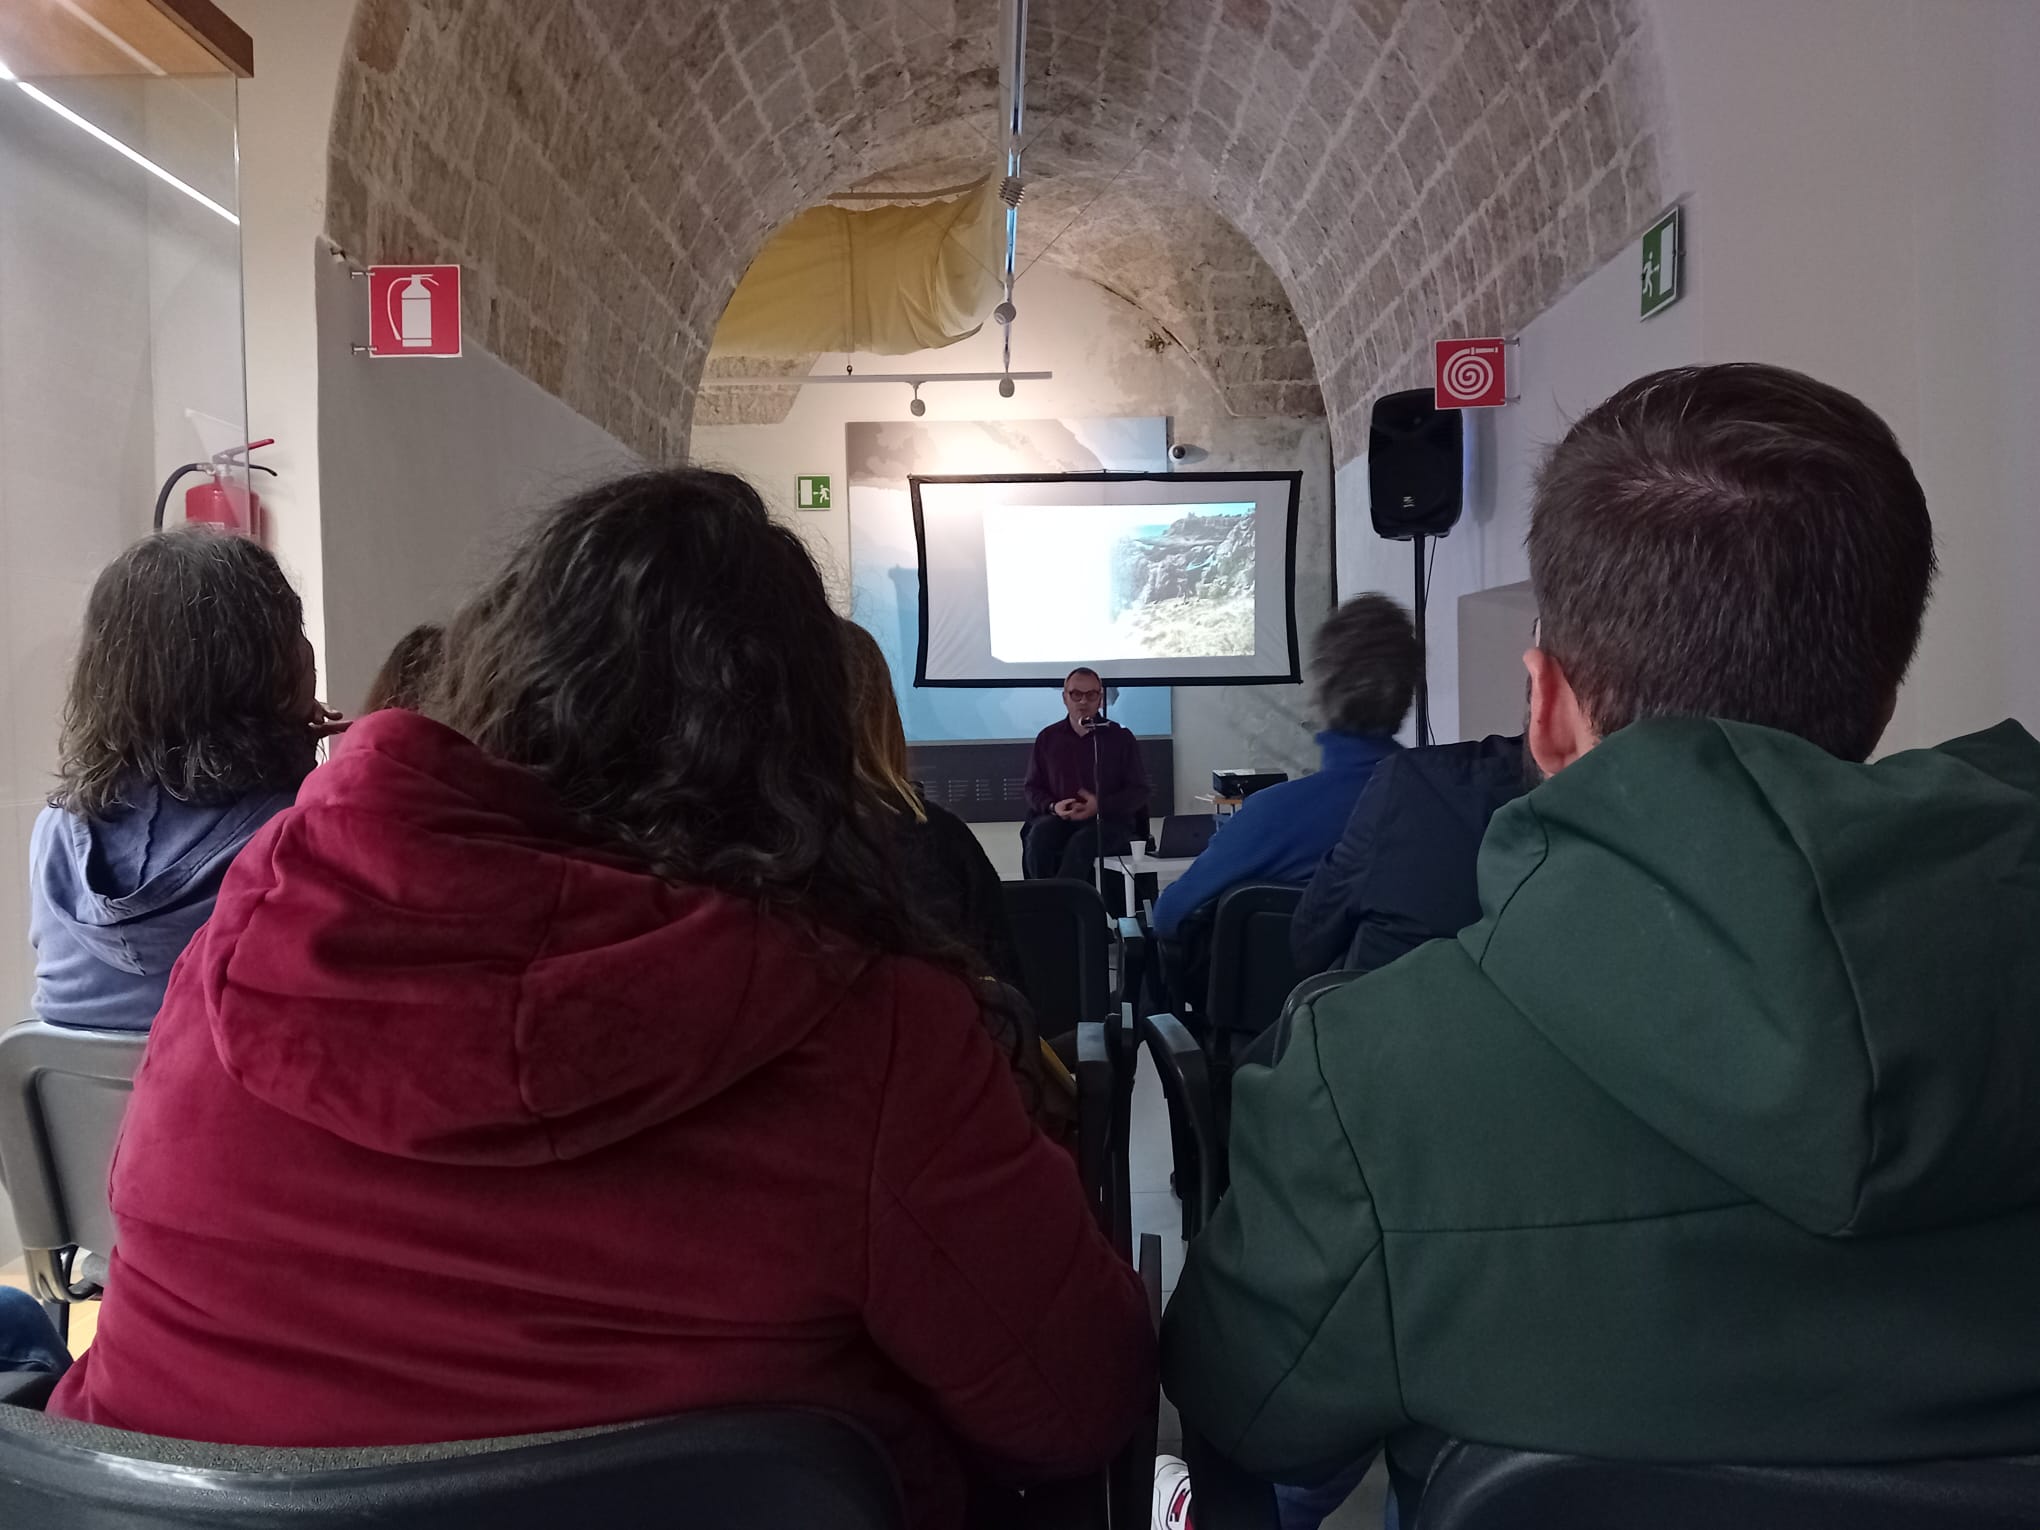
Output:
[993,300,1018,326]
[998,376,1016,398]
[1170,443,1205,462]
[909,396,927,417]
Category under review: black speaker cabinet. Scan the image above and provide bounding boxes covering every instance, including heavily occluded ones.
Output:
[1369,388,1464,540]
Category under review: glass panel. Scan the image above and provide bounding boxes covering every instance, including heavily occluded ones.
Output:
[0,63,246,1015]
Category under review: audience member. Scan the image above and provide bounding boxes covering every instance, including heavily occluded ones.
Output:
[1020,667,1149,882]
[360,622,445,713]
[842,619,1022,988]
[29,530,322,1032]
[1289,732,1527,975]
[50,469,1155,1530]
[838,621,1079,1142]
[1151,594,1417,1006]
[1162,365,2040,1517]
[0,1288,70,1380]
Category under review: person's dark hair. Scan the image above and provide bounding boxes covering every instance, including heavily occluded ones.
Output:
[1310,593,1419,734]
[1528,363,1936,761]
[53,528,315,818]
[363,623,445,714]
[429,468,958,968]
[1063,666,1101,689]
[840,619,924,823]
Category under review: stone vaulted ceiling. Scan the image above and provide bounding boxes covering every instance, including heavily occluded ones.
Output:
[328,0,1667,461]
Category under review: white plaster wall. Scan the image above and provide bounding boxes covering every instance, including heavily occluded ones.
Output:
[692,265,1336,804]
[1341,0,2040,754]
[1650,0,2040,751]
[223,0,357,685]
[314,252,639,711]
[1337,235,1701,740]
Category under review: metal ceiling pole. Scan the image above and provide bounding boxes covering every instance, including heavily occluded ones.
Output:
[995,0,1028,380]
[708,371,1055,387]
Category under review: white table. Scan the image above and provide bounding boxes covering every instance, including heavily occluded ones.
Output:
[1105,847,1198,921]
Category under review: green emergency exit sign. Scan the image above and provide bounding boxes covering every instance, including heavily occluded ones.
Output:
[1641,206,1682,319]
[796,475,831,509]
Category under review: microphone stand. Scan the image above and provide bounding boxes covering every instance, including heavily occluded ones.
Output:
[1091,714,1106,909]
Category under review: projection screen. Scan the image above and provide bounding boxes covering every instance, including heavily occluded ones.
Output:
[911,471,1301,687]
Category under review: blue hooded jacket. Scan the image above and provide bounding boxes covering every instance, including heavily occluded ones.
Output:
[28,783,295,1031]
[1151,731,1400,937]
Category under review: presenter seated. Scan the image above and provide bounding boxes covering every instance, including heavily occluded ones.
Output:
[1020,668,1149,881]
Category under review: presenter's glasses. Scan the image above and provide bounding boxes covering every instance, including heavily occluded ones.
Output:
[1065,687,1103,702]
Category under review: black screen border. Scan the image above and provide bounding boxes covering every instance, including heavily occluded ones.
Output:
[907,469,1305,689]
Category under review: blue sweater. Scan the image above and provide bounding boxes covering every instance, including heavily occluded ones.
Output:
[29,782,295,1031]
[1151,731,1400,936]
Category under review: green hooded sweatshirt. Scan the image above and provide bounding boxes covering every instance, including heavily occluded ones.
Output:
[1161,717,2040,1485]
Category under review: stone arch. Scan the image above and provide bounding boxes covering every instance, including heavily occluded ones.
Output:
[329,0,1667,460]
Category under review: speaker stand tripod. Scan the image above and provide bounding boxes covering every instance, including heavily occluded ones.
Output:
[1412,533,1432,746]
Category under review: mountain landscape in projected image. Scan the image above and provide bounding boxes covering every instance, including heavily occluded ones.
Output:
[1110,505,1255,658]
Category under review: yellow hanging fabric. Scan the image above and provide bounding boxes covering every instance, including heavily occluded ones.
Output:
[711,177,1005,357]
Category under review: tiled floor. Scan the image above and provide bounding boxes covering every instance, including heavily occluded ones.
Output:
[970,820,1029,880]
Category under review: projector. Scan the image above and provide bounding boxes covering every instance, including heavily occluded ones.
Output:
[1212,768,1288,803]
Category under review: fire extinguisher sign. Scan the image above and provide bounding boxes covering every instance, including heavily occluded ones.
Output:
[367,265,462,358]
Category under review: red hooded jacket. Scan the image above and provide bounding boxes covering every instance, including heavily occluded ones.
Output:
[52,711,1155,1527]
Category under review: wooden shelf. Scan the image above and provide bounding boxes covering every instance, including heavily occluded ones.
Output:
[0,0,253,80]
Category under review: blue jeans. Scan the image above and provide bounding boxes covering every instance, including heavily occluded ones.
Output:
[0,1287,70,1377]
[1274,1450,1400,1530]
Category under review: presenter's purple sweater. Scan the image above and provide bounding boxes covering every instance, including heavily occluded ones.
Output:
[1022,721,1149,823]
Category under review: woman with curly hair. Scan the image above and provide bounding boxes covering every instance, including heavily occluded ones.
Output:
[359,621,445,713]
[51,469,1153,1530]
[29,529,325,1031]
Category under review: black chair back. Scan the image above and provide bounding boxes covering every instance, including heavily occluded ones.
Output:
[1137,1008,1279,1530]
[0,1020,147,1311]
[1203,885,1305,1056]
[1001,879,1111,1032]
[0,1406,905,1529]
[1416,1441,2040,1529]
[1263,970,1360,1066]
[1136,1010,1225,1239]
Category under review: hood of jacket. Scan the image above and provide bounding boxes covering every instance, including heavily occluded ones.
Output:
[1468,716,2040,1238]
[31,783,294,979]
[186,709,870,1166]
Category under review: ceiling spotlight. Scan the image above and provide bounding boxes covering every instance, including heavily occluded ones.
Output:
[998,375,1016,398]
[993,300,1018,326]
[908,382,926,417]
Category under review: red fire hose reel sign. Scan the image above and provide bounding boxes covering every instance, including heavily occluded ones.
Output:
[1434,336,1508,409]
[367,265,462,358]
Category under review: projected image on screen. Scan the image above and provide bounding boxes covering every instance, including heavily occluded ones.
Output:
[913,471,1301,687]
[984,503,1257,662]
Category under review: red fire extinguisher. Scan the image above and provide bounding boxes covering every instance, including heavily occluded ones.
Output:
[152,438,277,541]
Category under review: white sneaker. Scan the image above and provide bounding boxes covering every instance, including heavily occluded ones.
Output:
[1153,1453,1193,1530]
